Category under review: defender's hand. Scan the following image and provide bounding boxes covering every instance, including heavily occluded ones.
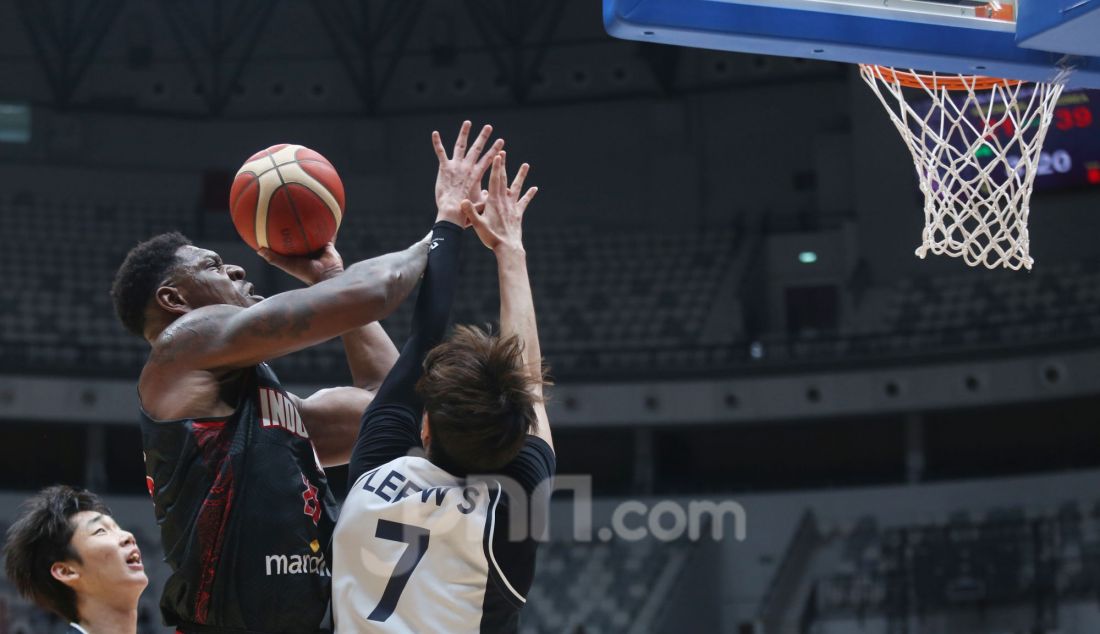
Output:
[258,242,345,286]
[433,120,503,226]
[463,152,537,253]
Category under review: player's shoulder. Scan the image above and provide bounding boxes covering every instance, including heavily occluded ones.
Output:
[152,304,245,354]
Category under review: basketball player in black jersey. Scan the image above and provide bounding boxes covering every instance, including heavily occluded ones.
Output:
[332,149,553,632]
[109,121,504,634]
[4,486,148,634]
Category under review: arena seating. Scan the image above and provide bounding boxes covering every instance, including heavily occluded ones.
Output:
[0,194,194,376]
[522,537,695,634]
[845,260,1100,354]
[0,195,742,380]
[3,193,1100,381]
[800,499,1100,628]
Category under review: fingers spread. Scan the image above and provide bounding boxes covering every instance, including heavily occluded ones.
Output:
[490,152,509,196]
[468,124,493,162]
[510,162,530,195]
[431,130,447,162]
[518,186,538,213]
[452,120,472,157]
[474,138,505,175]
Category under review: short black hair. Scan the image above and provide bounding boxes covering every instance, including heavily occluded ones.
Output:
[3,485,112,623]
[417,325,548,473]
[111,232,192,336]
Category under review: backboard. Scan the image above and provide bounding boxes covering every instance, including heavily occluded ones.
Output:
[604,0,1100,87]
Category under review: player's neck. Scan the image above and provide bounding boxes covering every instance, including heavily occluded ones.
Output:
[74,595,139,634]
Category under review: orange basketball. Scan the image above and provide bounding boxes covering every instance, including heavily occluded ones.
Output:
[230,144,345,256]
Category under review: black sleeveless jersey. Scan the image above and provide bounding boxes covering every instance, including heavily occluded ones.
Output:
[140,363,338,633]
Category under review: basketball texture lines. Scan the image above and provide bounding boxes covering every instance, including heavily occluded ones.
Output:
[230,144,345,256]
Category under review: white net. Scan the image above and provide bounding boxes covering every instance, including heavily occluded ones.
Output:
[859,65,1065,270]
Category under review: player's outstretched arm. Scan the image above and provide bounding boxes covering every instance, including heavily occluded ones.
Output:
[464,152,552,450]
[346,121,501,482]
[149,237,430,373]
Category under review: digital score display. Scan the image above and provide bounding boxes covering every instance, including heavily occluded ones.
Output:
[911,87,1100,193]
[999,90,1099,190]
[977,88,1100,191]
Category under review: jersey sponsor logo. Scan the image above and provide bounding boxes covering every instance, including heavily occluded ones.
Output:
[258,387,309,439]
[301,474,321,525]
[264,550,331,577]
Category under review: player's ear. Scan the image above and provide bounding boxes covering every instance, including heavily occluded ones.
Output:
[420,411,431,450]
[50,561,80,588]
[154,284,189,315]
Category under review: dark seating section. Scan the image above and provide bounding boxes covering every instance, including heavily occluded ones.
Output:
[522,537,695,634]
[0,195,739,380]
[0,195,196,375]
[809,499,1100,623]
[4,194,1100,380]
[839,261,1100,357]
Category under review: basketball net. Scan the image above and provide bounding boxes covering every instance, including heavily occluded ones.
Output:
[859,64,1066,270]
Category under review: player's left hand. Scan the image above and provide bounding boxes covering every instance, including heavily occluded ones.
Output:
[258,242,345,286]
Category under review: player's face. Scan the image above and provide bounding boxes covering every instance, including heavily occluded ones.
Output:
[62,511,148,602]
[173,245,265,308]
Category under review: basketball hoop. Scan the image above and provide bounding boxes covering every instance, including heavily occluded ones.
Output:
[859,64,1066,270]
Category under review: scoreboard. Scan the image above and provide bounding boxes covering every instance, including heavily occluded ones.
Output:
[982,88,1100,191]
[910,87,1100,193]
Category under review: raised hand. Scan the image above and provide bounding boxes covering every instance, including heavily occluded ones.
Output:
[432,120,504,226]
[462,151,537,253]
[258,242,345,286]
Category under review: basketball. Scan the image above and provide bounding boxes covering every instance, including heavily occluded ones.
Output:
[230,143,345,256]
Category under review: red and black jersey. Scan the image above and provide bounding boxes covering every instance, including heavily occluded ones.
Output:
[141,363,337,634]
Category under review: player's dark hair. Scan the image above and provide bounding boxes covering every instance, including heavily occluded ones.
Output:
[3,485,112,623]
[418,325,548,473]
[111,231,193,336]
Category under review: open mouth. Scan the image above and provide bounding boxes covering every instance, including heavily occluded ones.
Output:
[126,549,143,569]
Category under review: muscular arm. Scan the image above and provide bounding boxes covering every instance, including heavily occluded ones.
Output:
[340,323,398,391]
[253,243,400,465]
[150,238,429,373]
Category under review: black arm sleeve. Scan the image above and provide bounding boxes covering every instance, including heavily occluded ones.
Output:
[347,221,463,486]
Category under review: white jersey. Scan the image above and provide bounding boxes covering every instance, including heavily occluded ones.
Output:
[333,456,525,633]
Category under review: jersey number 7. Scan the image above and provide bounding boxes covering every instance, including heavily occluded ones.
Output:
[367,520,431,622]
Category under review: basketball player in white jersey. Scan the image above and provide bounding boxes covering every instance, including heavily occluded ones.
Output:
[332,146,553,633]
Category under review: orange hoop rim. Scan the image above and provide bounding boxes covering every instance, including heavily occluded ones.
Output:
[862,64,1024,91]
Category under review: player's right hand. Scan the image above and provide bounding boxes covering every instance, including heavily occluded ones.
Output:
[258,242,345,286]
[463,151,537,253]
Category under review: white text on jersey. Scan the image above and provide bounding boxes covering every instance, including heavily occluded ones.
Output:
[264,552,330,577]
[361,467,481,515]
[258,387,309,439]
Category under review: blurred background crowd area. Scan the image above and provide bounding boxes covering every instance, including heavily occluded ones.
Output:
[1,1,1100,632]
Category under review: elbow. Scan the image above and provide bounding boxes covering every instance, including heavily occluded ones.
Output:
[347,244,425,318]
[364,264,414,317]
[381,266,412,311]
